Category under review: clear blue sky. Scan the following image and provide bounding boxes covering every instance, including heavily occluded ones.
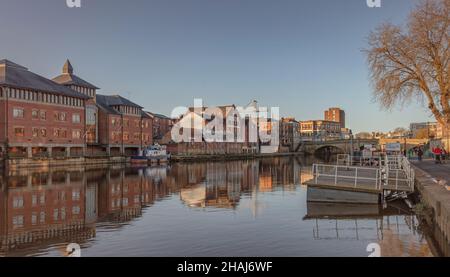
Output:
[0,0,434,133]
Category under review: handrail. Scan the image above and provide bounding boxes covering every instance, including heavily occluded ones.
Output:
[313,155,415,192]
[312,164,381,190]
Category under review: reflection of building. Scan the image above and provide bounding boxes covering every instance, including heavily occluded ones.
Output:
[0,169,96,254]
[180,162,244,209]
[258,157,299,192]
[1,157,306,256]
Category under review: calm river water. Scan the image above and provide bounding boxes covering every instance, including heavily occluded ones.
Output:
[0,156,437,257]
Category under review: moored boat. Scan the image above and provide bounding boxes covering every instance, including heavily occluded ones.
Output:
[131,144,170,164]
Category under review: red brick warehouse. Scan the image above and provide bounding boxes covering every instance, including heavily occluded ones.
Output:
[0,59,156,159]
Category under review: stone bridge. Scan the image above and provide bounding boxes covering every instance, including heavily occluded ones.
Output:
[297,138,430,155]
[298,139,379,155]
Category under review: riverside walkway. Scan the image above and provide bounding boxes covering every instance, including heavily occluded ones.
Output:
[412,160,450,184]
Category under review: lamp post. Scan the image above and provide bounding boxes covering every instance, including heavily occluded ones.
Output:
[446,123,449,153]
[349,130,353,156]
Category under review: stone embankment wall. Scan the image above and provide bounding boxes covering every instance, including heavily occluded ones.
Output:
[413,165,450,254]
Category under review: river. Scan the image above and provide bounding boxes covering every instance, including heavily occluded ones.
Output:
[0,156,437,257]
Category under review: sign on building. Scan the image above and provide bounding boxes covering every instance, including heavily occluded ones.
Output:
[385,143,401,152]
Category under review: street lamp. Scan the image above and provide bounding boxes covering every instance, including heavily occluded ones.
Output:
[349,130,353,156]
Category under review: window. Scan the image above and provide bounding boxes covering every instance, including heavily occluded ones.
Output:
[72,206,80,215]
[14,127,25,137]
[13,196,24,208]
[123,133,129,141]
[32,109,39,119]
[40,111,47,120]
[13,108,24,118]
[112,132,122,141]
[53,128,67,138]
[72,113,81,124]
[41,128,47,137]
[72,190,80,201]
[40,212,46,223]
[32,128,39,137]
[53,209,59,221]
[72,130,81,139]
[31,213,38,225]
[54,112,67,122]
[12,216,24,228]
[86,107,96,125]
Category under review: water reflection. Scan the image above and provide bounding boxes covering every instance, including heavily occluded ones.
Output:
[0,156,440,257]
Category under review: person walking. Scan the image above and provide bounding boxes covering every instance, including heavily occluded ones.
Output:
[418,148,423,162]
[433,147,442,164]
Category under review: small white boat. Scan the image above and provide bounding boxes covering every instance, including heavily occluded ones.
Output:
[131,144,170,164]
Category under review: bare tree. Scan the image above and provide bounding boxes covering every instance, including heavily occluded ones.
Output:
[365,0,449,126]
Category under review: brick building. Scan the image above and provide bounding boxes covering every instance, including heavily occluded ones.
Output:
[53,60,100,146]
[147,112,174,142]
[96,94,153,156]
[280,117,300,151]
[324,107,346,129]
[0,59,90,158]
[300,120,342,140]
[1,59,155,159]
[165,104,259,155]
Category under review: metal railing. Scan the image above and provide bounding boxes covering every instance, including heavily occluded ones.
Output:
[336,154,383,168]
[312,164,382,190]
[383,155,415,191]
[316,154,415,192]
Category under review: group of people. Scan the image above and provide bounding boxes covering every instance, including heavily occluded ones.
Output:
[411,147,425,161]
[409,145,448,164]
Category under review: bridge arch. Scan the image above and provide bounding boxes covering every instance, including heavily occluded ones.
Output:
[314,145,345,156]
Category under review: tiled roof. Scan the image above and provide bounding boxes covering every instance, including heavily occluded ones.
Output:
[52,60,99,89]
[141,111,153,119]
[0,59,89,99]
[96,94,142,109]
[151,113,172,120]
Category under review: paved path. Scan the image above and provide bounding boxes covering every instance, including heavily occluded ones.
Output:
[412,159,450,182]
